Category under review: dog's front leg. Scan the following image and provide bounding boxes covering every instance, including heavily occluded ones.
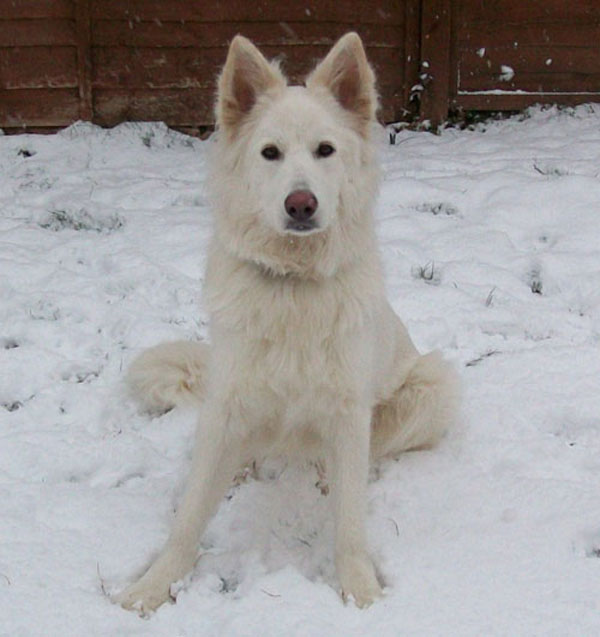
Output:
[329,406,383,608]
[117,405,242,614]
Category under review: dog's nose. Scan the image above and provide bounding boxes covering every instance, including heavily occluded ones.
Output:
[284,190,318,221]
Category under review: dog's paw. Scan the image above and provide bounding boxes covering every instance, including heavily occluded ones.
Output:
[338,554,383,608]
[115,575,175,615]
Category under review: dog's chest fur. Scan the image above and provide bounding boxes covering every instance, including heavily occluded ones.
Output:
[204,249,384,429]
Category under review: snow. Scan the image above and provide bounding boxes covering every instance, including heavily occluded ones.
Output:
[499,65,515,82]
[2,105,600,635]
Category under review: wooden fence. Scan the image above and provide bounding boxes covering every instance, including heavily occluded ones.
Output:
[427,0,600,124]
[1,0,599,132]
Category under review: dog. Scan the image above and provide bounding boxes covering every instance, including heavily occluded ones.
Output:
[117,32,460,613]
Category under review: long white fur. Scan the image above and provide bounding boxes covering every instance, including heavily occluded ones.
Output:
[117,32,460,613]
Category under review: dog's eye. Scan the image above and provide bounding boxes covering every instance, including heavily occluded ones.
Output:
[316,143,335,158]
[261,145,281,161]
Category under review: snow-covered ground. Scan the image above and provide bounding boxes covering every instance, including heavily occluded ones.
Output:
[1,105,599,636]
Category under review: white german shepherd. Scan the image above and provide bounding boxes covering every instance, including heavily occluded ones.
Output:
[117,33,460,612]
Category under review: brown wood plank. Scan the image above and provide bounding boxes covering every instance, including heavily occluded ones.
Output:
[459,74,600,96]
[458,0,600,24]
[94,85,402,128]
[0,19,76,46]
[93,88,213,126]
[459,46,600,92]
[3,126,65,134]
[458,23,600,49]
[455,92,600,112]
[419,0,451,124]
[91,47,226,89]
[0,0,74,20]
[91,0,401,24]
[0,88,79,127]
[460,45,600,74]
[91,45,404,89]
[75,0,93,120]
[0,47,78,89]
[92,20,403,48]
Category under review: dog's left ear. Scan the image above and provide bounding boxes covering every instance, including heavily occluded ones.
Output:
[306,32,378,133]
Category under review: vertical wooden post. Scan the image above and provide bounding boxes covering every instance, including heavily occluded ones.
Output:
[75,0,93,122]
[420,0,451,126]
[403,0,422,119]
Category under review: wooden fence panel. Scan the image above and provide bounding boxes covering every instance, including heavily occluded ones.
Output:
[0,0,79,128]
[0,0,417,131]
[89,6,412,127]
[1,0,599,131]
[451,0,600,114]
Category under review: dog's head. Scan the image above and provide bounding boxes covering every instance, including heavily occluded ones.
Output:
[211,33,380,278]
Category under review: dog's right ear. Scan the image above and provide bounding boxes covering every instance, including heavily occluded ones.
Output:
[216,35,286,132]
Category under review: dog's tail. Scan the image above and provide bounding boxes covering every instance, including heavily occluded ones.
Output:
[126,341,208,413]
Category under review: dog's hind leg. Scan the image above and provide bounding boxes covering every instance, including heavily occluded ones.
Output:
[370,351,460,460]
[126,341,208,413]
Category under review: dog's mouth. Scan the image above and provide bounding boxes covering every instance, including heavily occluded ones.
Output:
[285,219,320,234]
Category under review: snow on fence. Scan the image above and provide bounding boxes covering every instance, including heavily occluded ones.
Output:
[0,0,599,132]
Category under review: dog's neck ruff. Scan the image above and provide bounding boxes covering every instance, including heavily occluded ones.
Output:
[248,257,329,282]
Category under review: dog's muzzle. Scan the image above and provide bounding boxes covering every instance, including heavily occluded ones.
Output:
[286,219,319,232]
[284,190,319,233]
